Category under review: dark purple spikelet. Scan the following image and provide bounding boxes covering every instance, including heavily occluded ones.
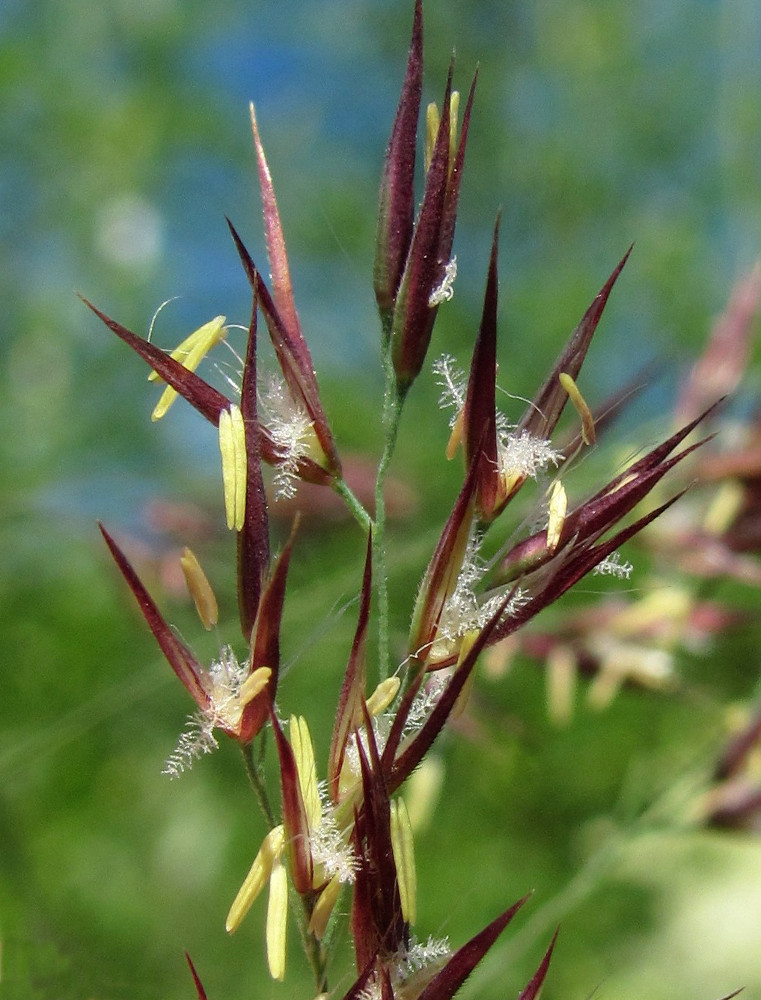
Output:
[462,214,502,521]
[517,246,632,443]
[407,445,479,664]
[493,403,719,588]
[329,534,373,803]
[374,0,424,323]
[270,709,314,894]
[351,723,407,970]
[82,298,231,426]
[415,896,532,1000]
[227,219,342,483]
[238,525,296,743]
[99,524,209,712]
[390,68,477,393]
[374,0,477,395]
[516,929,559,1000]
[185,953,209,1000]
[236,289,270,640]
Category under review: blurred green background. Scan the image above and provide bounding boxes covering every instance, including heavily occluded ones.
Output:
[2,0,761,998]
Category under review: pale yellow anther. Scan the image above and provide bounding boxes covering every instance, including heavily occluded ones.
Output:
[290,715,321,831]
[559,371,596,446]
[302,422,331,471]
[390,797,417,924]
[586,663,623,712]
[266,856,288,981]
[606,471,637,496]
[336,764,363,808]
[238,666,272,708]
[219,404,247,531]
[150,315,227,420]
[403,755,444,835]
[611,588,690,639]
[499,469,524,501]
[226,824,285,933]
[587,640,674,710]
[424,92,460,175]
[451,630,479,720]
[425,102,440,174]
[365,676,401,717]
[448,91,460,167]
[703,479,744,536]
[179,547,219,630]
[308,873,341,940]
[546,645,577,727]
[546,480,568,554]
[332,786,362,834]
[445,409,464,460]
[482,635,518,680]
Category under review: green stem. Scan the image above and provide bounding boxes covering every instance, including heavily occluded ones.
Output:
[294,890,329,992]
[333,476,373,532]
[240,739,276,828]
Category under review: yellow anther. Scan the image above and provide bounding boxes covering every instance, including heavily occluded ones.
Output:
[559,371,595,446]
[226,825,285,933]
[179,547,219,630]
[390,797,417,924]
[546,480,567,554]
[445,408,464,460]
[290,715,321,830]
[219,404,247,531]
[266,856,288,981]
[150,315,227,420]
[365,676,401,717]
[308,873,341,940]
[238,666,272,708]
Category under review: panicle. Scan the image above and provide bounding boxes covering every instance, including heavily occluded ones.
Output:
[84,5,748,1000]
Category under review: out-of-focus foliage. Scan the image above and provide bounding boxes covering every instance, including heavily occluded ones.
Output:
[2,1,761,998]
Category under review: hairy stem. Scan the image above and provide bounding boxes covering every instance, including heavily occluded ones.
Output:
[333,476,373,532]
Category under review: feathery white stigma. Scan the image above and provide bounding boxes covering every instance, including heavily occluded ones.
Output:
[428,256,458,307]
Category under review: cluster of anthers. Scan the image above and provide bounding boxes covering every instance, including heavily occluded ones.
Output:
[84,1,735,997]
